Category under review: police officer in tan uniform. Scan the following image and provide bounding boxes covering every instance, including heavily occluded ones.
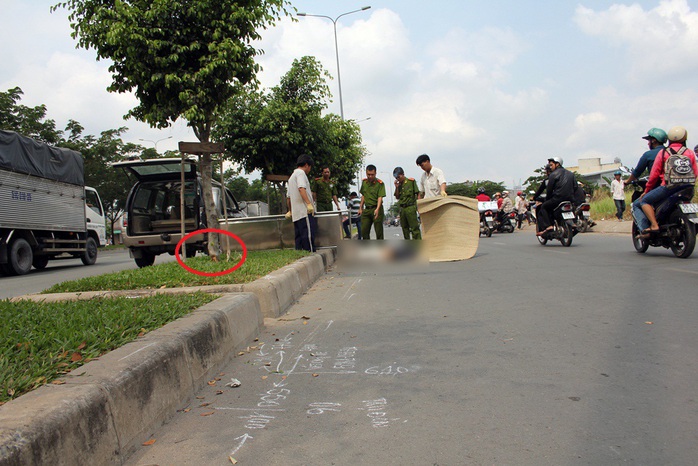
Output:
[359,164,386,240]
[393,166,421,240]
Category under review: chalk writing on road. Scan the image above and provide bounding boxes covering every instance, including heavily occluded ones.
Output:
[361,398,400,428]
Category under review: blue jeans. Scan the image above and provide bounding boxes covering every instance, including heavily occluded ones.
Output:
[632,185,669,231]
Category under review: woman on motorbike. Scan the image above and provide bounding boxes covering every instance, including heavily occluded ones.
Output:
[633,126,698,238]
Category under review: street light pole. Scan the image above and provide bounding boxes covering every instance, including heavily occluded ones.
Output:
[139,135,173,153]
[298,6,371,120]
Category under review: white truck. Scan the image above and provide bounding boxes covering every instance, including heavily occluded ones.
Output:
[0,130,107,275]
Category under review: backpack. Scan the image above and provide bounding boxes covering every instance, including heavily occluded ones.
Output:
[663,147,696,188]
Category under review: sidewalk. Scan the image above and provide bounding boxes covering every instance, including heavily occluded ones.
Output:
[589,219,633,235]
[0,249,335,466]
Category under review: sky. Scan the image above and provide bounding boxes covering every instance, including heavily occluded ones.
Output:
[3,0,698,193]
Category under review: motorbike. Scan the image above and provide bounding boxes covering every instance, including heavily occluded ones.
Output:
[629,179,698,258]
[492,210,516,233]
[574,202,595,232]
[478,201,497,237]
[535,201,577,247]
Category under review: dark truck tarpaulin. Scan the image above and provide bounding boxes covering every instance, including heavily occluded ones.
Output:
[0,130,84,186]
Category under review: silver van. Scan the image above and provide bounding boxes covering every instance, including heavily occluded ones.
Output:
[114,158,245,267]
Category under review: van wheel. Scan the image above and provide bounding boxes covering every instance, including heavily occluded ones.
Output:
[81,237,98,265]
[32,256,50,270]
[135,252,156,268]
[8,238,33,275]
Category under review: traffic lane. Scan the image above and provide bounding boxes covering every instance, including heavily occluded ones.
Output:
[0,249,177,299]
[127,233,698,465]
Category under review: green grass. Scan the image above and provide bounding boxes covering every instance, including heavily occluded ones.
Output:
[0,293,218,404]
[590,191,634,221]
[44,249,311,293]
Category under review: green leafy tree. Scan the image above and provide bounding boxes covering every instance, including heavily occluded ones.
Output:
[55,0,293,258]
[446,180,505,197]
[214,56,366,211]
[0,87,62,143]
[59,122,139,244]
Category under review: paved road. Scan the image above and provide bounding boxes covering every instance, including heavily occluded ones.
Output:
[0,249,175,299]
[127,229,698,465]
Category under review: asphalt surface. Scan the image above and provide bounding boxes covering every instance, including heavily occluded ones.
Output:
[126,227,698,465]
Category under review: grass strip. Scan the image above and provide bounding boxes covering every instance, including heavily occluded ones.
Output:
[0,292,218,404]
[43,249,310,293]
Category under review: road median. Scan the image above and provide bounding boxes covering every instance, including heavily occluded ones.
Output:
[0,248,335,466]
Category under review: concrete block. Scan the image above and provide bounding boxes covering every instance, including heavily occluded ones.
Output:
[243,279,281,318]
[0,383,118,466]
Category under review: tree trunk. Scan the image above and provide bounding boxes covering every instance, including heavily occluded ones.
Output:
[199,153,220,259]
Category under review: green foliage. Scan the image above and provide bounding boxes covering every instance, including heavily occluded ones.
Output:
[0,293,217,403]
[43,249,310,293]
[446,180,506,197]
[225,174,284,214]
[54,0,294,140]
[0,87,62,144]
[214,57,366,197]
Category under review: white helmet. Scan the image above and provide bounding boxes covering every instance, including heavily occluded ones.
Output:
[668,126,688,143]
[548,156,563,166]
[502,190,509,197]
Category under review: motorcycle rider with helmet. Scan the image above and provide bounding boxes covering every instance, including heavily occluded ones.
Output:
[475,187,491,201]
[624,128,668,186]
[633,126,698,238]
[536,157,577,236]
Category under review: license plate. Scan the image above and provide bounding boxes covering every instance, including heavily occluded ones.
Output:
[680,203,698,214]
[485,216,493,222]
[582,211,590,218]
[562,212,575,220]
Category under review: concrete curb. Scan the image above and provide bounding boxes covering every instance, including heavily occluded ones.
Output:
[0,248,335,466]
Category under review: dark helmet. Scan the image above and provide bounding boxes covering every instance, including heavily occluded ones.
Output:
[477,187,486,194]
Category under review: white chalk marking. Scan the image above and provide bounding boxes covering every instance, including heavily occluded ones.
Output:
[229,433,253,456]
[275,350,285,373]
[286,354,305,375]
[215,407,286,412]
[118,343,156,361]
[325,320,334,331]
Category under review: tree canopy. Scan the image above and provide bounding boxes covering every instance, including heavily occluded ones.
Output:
[54,0,294,256]
[214,56,366,199]
[0,87,62,144]
[446,180,506,197]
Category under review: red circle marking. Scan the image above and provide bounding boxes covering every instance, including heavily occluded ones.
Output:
[175,228,247,277]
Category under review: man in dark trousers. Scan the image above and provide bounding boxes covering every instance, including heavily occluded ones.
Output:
[536,156,576,236]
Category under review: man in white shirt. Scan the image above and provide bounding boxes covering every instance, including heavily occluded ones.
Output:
[610,170,625,222]
[286,154,317,251]
[416,154,447,198]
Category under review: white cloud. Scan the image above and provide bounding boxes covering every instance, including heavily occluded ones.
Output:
[575,0,698,80]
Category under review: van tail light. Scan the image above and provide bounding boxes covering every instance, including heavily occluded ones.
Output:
[122,214,128,228]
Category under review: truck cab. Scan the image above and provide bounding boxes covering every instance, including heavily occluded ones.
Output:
[114,158,246,267]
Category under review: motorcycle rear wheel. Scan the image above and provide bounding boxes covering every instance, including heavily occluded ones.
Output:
[669,211,696,258]
[580,219,588,233]
[560,222,573,247]
[485,227,492,238]
[631,222,649,253]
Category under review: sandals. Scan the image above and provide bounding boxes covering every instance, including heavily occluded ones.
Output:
[536,226,553,237]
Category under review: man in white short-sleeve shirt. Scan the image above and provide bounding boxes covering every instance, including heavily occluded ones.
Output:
[286,154,317,251]
[416,153,447,198]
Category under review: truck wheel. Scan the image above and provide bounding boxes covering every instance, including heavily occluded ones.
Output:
[8,238,33,275]
[135,252,156,268]
[81,237,98,265]
[32,256,50,270]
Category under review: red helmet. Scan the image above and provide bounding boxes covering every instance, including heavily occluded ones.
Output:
[517,191,522,196]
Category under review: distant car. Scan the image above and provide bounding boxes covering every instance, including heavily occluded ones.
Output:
[113,158,246,267]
